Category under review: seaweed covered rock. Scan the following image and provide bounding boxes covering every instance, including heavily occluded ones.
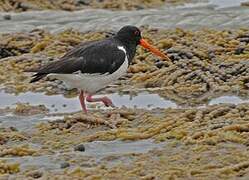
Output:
[0,161,19,174]
[29,104,249,179]
[129,28,249,104]
[0,27,249,105]
[0,0,195,12]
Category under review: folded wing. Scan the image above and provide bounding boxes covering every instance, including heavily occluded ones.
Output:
[30,38,126,83]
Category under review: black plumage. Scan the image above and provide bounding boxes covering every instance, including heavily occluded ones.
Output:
[27,25,169,113]
[30,39,125,82]
[29,26,141,83]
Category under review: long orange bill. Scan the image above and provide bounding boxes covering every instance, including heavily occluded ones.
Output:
[140,38,171,61]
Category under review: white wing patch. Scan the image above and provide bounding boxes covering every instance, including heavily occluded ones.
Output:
[117,46,127,55]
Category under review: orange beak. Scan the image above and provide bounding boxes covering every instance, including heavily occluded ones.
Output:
[139,38,171,61]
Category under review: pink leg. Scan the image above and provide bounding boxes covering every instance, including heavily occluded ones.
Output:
[79,90,87,113]
[86,95,115,107]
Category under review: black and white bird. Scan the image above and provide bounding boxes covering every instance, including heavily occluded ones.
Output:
[29,26,170,113]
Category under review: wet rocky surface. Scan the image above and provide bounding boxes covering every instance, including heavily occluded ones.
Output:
[1,1,249,179]
[242,1,249,6]
[1,3,249,34]
[0,0,196,12]
[1,27,249,106]
[1,104,249,178]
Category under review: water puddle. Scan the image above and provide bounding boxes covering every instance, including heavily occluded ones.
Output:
[0,113,42,131]
[2,155,61,171]
[183,0,248,9]
[0,114,63,131]
[0,91,177,113]
[2,139,164,171]
[81,139,163,157]
[208,0,248,9]
[209,95,249,105]
[1,90,249,131]
[72,139,165,167]
[1,91,249,114]
[0,91,178,130]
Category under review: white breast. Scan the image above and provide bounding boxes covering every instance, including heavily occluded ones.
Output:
[48,46,129,94]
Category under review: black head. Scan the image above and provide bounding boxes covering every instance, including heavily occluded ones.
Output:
[115,25,171,61]
[116,26,142,45]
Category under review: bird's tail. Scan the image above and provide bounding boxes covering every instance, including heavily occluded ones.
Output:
[30,73,47,83]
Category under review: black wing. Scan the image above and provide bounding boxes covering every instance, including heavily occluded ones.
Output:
[30,38,126,83]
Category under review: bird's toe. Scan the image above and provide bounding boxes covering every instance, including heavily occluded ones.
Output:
[102,97,115,107]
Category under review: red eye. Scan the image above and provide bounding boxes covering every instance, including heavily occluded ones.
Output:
[134,30,140,35]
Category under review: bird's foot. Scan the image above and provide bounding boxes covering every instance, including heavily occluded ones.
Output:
[101,97,115,107]
[86,95,115,108]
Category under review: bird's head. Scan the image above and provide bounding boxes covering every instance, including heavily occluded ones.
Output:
[116,25,170,61]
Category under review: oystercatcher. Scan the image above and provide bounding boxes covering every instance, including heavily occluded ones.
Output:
[29,26,170,113]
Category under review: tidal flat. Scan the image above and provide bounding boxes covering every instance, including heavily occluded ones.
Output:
[1,0,249,179]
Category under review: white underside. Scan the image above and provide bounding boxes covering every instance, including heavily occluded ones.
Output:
[47,46,128,94]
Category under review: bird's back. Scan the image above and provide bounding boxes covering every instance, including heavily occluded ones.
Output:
[29,37,127,83]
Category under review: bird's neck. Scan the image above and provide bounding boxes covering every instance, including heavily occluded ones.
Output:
[114,37,137,64]
[124,43,137,63]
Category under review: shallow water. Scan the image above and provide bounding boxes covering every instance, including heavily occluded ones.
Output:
[3,90,249,131]
[209,95,249,105]
[0,113,64,131]
[0,113,44,131]
[0,91,177,113]
[208,0,248,8]
[1,91,249,114]
[79,139,164,157]
[2,139,164,171]
[0,1,249,33]
[3,155,61,171]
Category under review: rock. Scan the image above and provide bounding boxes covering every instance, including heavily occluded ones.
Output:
[241,2,249,6]
[0,0,168,11]
[18,2,41,11]
[157,39,173,49]
[27,170,43,179]
[155,61,166,69]
[75,0,91,5]
[8,127,18,131]
[168,53,181,61]
[239,37,249,43]
[134,5,144,10]
[234,47,244,54]
[179,51,194,59]
[0,48,15,58]
[166,48,180,53]
[3,14,11,20]
[60,162,70,169]
[244,83,249,88]
[208,52,216,59]
[166,48,193,59]
[14,103,48,116]
[74,144,85,152]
